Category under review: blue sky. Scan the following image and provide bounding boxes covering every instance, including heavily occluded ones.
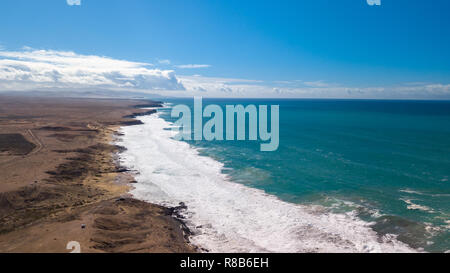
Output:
[0,0,449,98]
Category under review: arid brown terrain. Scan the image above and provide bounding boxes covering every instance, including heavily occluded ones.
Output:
[0,95,194,253]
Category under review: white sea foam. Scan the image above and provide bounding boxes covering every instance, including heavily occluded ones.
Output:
[118,112,416,253]
[400,198,435,213]
[399,188,450,198]
[399,189,425,195]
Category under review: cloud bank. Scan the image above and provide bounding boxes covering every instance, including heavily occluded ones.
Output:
[0,48,184,92]
[0,47,448,99]
[176,75,450,99]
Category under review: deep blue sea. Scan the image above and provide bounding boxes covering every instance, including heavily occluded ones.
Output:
[156,98,450,252]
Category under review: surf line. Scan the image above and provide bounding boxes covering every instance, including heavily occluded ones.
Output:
[170,97,279,151]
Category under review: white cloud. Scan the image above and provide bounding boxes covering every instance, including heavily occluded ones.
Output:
[175,64,211,69]
[158,59,171,65]
[0,48,185,92]
[303,80,333,88]
[67,0,81,6]
[0,47,448,99]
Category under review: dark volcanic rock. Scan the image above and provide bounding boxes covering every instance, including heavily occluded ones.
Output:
[0,134,36,155]
[121,120,144,126]
[123,109,157,119]
[133,101,163,108]
[38,126,71,131]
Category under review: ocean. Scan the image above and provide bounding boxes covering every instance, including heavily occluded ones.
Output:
[118,98,450,253]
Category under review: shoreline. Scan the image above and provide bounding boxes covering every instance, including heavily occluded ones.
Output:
[0,96,195,253]
[122,107,419,253]
[113,107,198,252]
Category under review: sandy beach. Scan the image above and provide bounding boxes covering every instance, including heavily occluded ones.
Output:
[0,95,195,253]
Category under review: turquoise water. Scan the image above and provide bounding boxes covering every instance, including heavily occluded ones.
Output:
[160,98,450,252]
